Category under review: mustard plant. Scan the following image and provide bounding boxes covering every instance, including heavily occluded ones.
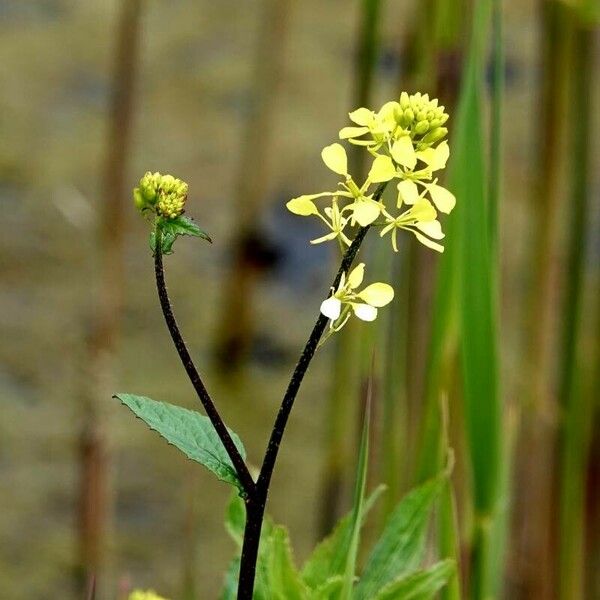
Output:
[117,92,456,599]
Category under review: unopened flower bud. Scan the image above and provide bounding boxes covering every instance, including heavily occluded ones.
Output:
[415,120,430,135]
[399,91,410,109]
[422,127,448,145]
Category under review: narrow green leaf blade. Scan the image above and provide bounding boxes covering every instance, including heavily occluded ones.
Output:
[341,398,372,599]
[373,560,456,600]
[354,475,445,600]
[115,393,246,491]
[301,486,385,589]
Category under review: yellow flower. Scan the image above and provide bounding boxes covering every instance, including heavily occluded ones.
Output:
[128,590,170,600]
[320,263,394,340]
[380,199,445,253]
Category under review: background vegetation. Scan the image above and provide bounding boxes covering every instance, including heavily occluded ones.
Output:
[0,1,598,599]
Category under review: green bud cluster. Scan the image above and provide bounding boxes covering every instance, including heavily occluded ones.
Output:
[395,92,449,148]
[133,171,188,219]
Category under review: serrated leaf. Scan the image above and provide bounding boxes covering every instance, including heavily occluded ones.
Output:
[151,215,212,255]
[354,476,445,600]
[266,526,309,600]
[310,576,344,599]
[115,393,246,491]
[301,486,385,589]
[373,560,456,600]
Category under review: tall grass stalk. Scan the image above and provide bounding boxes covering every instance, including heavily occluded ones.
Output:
[77,1,143,595]
[512,3,572,596]
[213,0,290,371]
[557,13,595,599]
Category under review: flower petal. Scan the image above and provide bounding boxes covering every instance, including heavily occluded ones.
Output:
[352,303,378,322]
[357,282,394,307]
[347,263,365,289]
[286,196,319,216]
[348,107,374,126]
[413,230,444,253]
[351,200,381,226]
[339,126,370,139]
[321,143,348,176]
[430,141,450,170]
[415,219,444,239]
[368,155,396,183]
[410,199,437,221]
[320,297,342,320]
[397,179,419,206]
[428,183,456,213]
[391,136,417,169]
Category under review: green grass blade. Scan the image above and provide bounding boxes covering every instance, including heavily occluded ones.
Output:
[340,385,372,600]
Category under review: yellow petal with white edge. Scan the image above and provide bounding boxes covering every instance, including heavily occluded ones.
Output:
[391,136,417,169]
[357,282,394,307]
[348,107,374,126]
[428,183,456,213]
[368,155,396,183]
[286,196,319,216]
[321,143,348,176]
[352,303,378,322]
[339,126,369,139]
[413,231,444,253]
[397,179,419,205]
[352,200,381,226]
[410,199,437,222]
[347,263,365,289]
[320,296,342,320]
[415,219,444,239]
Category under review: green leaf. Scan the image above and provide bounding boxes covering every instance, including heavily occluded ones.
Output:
[301,485,385,589]
[266,526,309,600]
[115,393,246,491]
[310,576,344,599]
[150,215,212,255]
[220,557,240,600]
[354,476,445,600]
[373,560,456,600]
[225,491,246,548]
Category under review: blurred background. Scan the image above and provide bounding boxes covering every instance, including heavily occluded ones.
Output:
[0,0,598,599]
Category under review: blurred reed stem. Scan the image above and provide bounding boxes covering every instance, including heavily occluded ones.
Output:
[77,0,143,596]
[557,13,595,600]
[317,0,382,538]
[213,0,290,372]
[512,2,571,597]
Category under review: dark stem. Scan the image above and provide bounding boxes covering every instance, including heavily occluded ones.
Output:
[154,237,256,497]
[236,183,387,599]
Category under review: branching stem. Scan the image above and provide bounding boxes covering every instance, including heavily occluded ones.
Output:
[236,182,387,599]
[154,231,256,497]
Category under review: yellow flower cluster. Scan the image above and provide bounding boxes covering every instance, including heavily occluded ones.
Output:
[286,92,455,254]
[133,172,188,219]
[286,92,455,337]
